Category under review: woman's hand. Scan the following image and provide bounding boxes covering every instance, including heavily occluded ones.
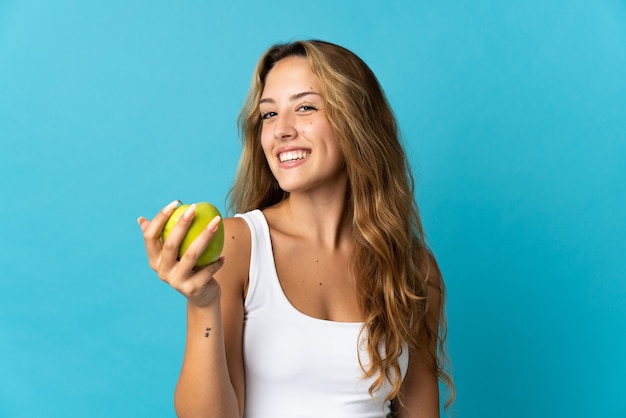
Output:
[138,200,225,308]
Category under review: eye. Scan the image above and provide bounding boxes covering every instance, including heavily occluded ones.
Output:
[297,104,318,112]
[260,111,277,120]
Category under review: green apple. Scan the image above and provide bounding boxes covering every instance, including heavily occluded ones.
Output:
[161,201,225,267]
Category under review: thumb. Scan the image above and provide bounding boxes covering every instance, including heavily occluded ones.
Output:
[137,216,149,232]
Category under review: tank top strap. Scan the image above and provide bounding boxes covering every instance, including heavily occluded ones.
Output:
[234,210,280,311]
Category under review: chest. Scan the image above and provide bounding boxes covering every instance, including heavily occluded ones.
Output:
[271,238,362,322]
[243,296,393,417]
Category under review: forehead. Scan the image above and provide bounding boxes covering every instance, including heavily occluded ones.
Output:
[261,56,322,97]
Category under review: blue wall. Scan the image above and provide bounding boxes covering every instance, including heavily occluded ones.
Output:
[1,1,624,417]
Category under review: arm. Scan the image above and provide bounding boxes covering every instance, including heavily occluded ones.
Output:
[394,345,440,418]
[139,204,250,417]
[174,217,249,417]
[395,272,444,418]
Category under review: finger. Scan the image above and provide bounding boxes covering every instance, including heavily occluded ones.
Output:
[159,203,197,269]
[143,200,181,261]
[178,215,223,272]
[194,255,226,276]
[137,216,149,232]
[175,258,225,299]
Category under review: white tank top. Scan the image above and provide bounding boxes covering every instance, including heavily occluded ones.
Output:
[236,210,409,418]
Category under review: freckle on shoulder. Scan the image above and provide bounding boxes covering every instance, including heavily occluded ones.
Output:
[223,217,251,241]
[220,217,251,279]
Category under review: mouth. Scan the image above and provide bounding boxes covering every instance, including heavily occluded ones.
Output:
[278,150,310,163]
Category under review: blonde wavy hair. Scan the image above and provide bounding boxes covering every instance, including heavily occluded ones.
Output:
[229,40,454,409]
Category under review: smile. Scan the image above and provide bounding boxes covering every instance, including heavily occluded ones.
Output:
[278,150,310,162]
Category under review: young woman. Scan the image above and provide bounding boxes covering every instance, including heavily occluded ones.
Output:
[138,40,454,418]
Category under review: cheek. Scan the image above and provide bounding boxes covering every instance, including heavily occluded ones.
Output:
[260,130,272,154]
[261,145,280,179]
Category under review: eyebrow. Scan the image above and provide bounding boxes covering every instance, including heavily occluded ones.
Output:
[259,91,323,105]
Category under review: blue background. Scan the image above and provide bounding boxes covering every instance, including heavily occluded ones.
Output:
[1,1,625,417]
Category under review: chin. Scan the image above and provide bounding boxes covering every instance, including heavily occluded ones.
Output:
[276,179,309,194]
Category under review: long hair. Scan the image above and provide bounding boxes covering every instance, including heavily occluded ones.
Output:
[229,40,454,408]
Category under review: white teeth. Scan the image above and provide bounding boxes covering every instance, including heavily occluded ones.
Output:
[279,150,309,162]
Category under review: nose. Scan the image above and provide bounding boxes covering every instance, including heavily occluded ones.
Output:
[272,113,297,141]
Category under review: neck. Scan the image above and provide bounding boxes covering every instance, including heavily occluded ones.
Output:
[278,187,352,249]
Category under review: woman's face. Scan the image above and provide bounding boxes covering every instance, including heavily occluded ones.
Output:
[259,56,346,196]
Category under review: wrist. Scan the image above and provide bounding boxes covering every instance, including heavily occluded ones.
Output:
[187,298,221,316]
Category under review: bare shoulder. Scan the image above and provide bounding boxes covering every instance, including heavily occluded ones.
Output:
[223,216,252,249]
[213,216,251,296]
[261,204,290,237]
[423,249,444,312]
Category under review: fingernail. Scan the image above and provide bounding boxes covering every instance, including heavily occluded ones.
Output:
[137,216,145,226]
[183,204,196,221]
[207,216,221,232]
[162,200,181,214]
